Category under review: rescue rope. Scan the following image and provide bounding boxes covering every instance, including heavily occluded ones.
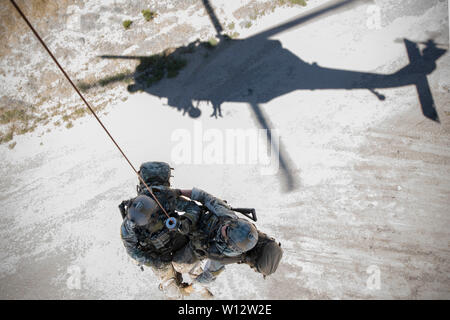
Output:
[9,0,170,219]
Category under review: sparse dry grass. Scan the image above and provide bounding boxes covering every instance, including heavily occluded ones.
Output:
[0,106,39,144]
[206,37,218,48]
[123,20,132,30]
[289,0,307,6]
[225,32,240,39]
[0,107,32,125]
[78,70,133,92]
[142,9,157,21]
[278,0,307,6]
[0,128,14,144]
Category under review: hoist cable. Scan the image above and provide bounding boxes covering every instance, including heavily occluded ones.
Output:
[9,0,170,219]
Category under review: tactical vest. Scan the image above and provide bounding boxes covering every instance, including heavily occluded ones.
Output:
[139,186,178,218]
[188,210,244,263]
[138,187,188,256]
[119,160,186,260]
[135,160,179,237]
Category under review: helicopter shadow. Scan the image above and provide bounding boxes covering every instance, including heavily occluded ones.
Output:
[96,0,446,191]
[122,37,445,121]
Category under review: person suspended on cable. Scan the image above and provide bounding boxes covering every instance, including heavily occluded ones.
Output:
[170,187,283,285]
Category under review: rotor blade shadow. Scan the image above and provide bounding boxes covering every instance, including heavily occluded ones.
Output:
[202,0,224,37]
[249,0,367,41]
[249,101,298,192]
[100,55,148,60]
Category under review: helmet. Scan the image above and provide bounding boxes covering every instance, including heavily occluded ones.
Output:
[127,195,159,226]
[223,219,258,254]
[139,162,173,187]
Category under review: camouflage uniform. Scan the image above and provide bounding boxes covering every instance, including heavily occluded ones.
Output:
[172,187,283,285]
[120,187,201,268]
[172,188,250,284]
[120,162,281,297]
[120,162,203,298]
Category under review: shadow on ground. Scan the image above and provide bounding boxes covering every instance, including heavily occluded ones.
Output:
[79,0,447,191]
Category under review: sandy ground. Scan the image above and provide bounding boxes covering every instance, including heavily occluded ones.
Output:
[0,0,449,299]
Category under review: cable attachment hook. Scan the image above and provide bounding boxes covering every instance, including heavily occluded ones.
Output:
[165,217,179,231]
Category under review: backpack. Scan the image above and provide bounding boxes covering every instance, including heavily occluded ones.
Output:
[244,231,283,277]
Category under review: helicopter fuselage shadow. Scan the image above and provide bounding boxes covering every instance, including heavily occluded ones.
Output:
[97,35,446,192]
[97,0,447,192]
[130,37,445,121]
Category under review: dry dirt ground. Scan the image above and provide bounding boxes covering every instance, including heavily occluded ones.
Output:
[0,0,449,299]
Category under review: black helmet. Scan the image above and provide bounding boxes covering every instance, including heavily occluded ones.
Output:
[224,219,258,253]
[127,195,159,226]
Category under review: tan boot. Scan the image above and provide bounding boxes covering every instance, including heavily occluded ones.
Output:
[179,283,195,296]
[201,287,214,299]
